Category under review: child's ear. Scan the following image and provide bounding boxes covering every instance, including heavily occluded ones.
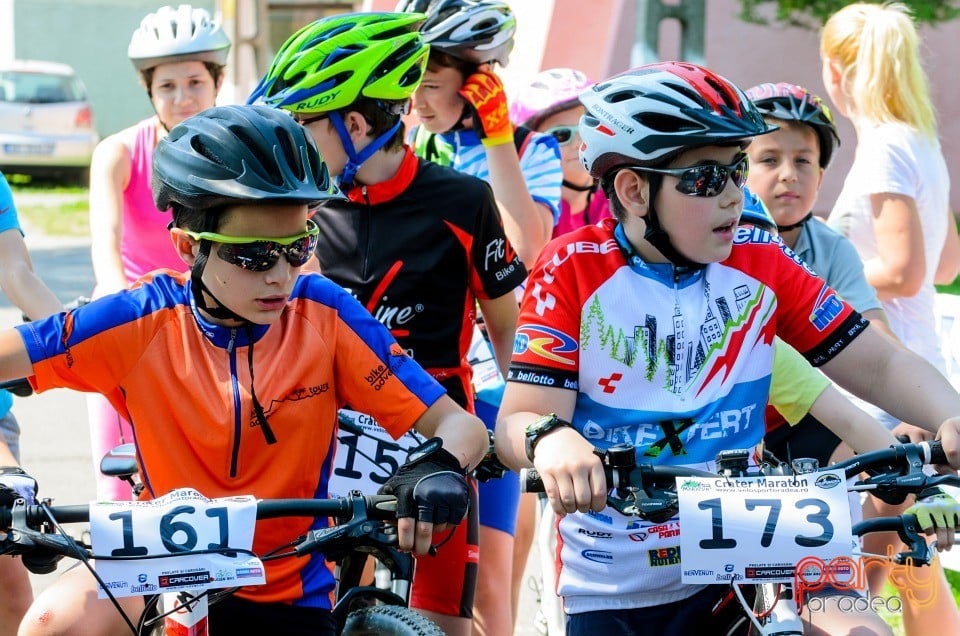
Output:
[613,169,649,218]
[343,111,370,145]
[170,228,199,267]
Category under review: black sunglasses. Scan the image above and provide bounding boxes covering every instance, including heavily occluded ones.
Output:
[294,112,330,126]
[630,154,749,197]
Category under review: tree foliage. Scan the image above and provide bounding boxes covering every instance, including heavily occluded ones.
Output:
[737,0,960,28]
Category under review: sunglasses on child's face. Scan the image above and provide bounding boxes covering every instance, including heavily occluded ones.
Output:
[543,125,579,146]
[293,112,330,126]
[631,153,749,197]
[184,219,320,272]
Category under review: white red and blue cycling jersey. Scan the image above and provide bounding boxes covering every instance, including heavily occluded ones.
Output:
[508,218,867,613]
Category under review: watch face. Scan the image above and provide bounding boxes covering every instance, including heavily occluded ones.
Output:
[407,437,443,464]
[526,414,557,436]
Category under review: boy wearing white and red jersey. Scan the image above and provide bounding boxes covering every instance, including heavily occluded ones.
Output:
[494,62,960,634]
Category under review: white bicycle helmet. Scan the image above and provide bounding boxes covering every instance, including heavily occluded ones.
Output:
[399,0,516,66]
[128,4,231,72]
[579,61,774,178]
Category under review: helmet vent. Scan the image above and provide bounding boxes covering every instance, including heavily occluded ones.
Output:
[605,89,642,104]
[190,136,227,168]
[231,128,280,185]
[705,76,737,109]
[323,45,363,69]
[634,112,699,133]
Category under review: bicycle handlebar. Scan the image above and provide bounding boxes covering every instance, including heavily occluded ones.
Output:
[1,493,398,533]
[0,377,33,397]
[520,440,955,520]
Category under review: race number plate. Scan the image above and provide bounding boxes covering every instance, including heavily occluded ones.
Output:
[677,469,852,584]
[328,409,423,498]
[90,488,265,599]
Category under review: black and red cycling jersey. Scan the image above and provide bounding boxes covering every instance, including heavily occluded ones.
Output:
[311,147,527,409]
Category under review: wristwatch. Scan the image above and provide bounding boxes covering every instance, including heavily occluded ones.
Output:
[525,413,572,462]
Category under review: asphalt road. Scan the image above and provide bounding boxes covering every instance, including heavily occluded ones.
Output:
[1,226,548,634]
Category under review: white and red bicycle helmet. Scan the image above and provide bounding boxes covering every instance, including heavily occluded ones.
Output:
[579,61,774,178]
[510,67,594,129]
[128,4,231,72]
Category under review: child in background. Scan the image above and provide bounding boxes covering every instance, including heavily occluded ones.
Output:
[510,67,611,238]
[743,82,892,468]
[403,0,562,267]
[0,170,64,636]
[400,2,563,633]
[250,12,527,636]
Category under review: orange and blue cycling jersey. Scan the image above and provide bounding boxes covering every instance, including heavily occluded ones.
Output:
[15,270,445,608]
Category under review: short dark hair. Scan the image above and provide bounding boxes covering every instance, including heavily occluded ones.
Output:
[170,202,226,234]
[345,98,408,152]
[141,62,224,99]
[427,50,477,79]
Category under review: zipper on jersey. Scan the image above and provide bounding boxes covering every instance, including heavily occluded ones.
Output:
[360,186,372,280]
[226,328,242,478]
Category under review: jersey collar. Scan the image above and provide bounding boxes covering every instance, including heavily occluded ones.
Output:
[343,147,420,206]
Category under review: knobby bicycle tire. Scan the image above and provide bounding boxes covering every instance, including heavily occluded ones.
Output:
[341,605,444,636]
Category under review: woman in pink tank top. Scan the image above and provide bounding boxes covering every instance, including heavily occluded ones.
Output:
[86,4,231,500]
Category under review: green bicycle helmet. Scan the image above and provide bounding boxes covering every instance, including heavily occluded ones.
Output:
[248,12,429,113]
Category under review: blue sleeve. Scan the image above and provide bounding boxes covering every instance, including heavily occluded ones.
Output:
[519,134,563,225]
[0,172,23,235]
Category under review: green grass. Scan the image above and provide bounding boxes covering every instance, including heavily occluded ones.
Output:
[937,277,960,295]
[8,183,89,237]
[935,219,960,295]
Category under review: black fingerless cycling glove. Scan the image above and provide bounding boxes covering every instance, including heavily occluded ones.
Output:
[379,438,469,525]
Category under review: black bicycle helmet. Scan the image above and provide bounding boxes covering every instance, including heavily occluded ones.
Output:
[153,105,340,212]
[745,83,840,169]
[400,0,516,66]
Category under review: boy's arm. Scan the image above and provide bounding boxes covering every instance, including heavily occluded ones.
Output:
[459,68,552,264]
[0,230,62,319]
[484,142,553,265]
[476,292,519,377]
[819,326,960,456]
[807,385,898,454]
[411,394,488,473]
[496,382,606,516]
[0,330,35,382]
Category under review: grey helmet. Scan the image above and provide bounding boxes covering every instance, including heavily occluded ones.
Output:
[128,4,231,71]
[400,0,516,66]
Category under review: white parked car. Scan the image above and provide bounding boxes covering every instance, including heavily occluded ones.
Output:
[0,60,99,183]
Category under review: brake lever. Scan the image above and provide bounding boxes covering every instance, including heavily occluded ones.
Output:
[894,514,932,566]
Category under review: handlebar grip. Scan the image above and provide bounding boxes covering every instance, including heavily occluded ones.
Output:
[520,468,544,493]
[927,439,947,466]
[0,378,33,397]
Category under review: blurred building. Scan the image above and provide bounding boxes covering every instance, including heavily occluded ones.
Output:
[3,0,958,213]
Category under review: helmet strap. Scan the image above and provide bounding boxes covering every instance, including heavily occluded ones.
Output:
[641,173,705,271]
[190,242,277,445]
[562,179,597,193]
[329,111,402,188]
[190,241,256,324]
[776,212,813,233]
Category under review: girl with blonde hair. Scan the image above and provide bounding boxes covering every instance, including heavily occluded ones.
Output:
[821,4,960,634]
